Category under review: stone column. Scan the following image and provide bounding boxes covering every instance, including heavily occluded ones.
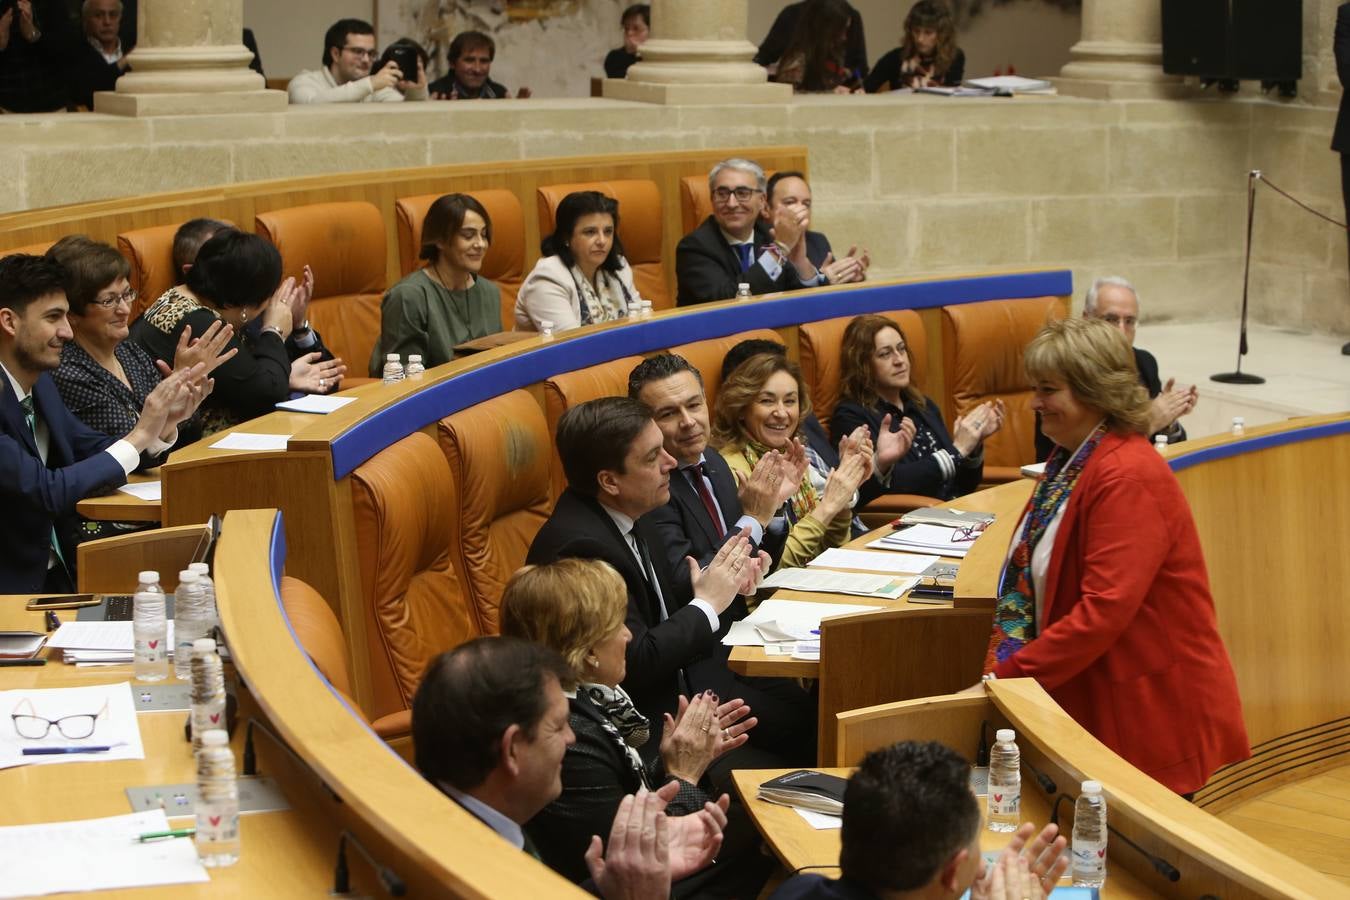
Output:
[603,0,790,105]
[1055,0,1183,99]
[95,0,286,116]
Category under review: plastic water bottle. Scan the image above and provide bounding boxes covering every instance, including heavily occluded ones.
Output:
[538,319,555,340]
[405,354,425,378]
[195,729,240,867]
[133,570,168,682]
[190,638,227,754]
[639,300,654,318]
[986,728,1021,832]
[1072,780,1108,887]
[174,570,211,680]
[1231,416,1245,436]
[1154,434,1168,454]
[381,353,404,385]
[735,282,752,301]
[187,562,217,632]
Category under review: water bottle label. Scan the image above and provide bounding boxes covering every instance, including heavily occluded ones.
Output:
[988,789,1020,816]
[1073,842,1106,876]
[134,636,164,663]
[192,699,227,734]
[197,809,239,842]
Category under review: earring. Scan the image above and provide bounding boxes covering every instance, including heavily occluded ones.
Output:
[240,309,247,324]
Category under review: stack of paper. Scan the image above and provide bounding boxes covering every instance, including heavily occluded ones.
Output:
[0,682,145,770]
[965,75,1055,93]
[761,567,918,600]
[868,523,978,558]
[807,548,938,574]
[46,621,175,665]
[722,598,888,653]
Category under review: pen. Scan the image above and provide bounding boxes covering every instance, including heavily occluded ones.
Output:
[0,658,46,667]
[136,828,195,843]
[45,610,61,632]
[21,744,118,755]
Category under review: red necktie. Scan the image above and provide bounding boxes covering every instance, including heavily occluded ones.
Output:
[687,464,725,539]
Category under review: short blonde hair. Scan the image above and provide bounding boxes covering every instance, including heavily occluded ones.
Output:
[711,352,812,450]
[499,558,627,686]
[1024,317,1151,435]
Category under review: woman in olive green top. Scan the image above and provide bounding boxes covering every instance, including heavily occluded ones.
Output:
[369,193,502,376]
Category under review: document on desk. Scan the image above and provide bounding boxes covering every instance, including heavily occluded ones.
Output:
[761,567,918,600]
[276,394,357,414]
[0,809,208,898]
[209,431,292,452]
[722,598,889,646]
[794,808,843,830]
[808,548,939,575]
[868,523,975,558]
[116,480,162,501]
[0,682,145,769]
[47,621,176,664]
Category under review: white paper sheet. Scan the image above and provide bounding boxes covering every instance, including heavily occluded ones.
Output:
[794,807,843,830]
[116,481,162,501]
[275,394,357,414]
[47,621,174,652]
[209,432,292,451]
[721,598,888,646]
[808,548,939,574]
[869,523,974,558]
[0,682,145,770]
[761,567,918,600]
[0,809,209,898]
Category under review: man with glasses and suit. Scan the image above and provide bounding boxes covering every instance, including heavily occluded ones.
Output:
[287,18,427,104]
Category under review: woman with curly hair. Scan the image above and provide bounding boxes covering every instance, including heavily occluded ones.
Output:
[865,0,965,92]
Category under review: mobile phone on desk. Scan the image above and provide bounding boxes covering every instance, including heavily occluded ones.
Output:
[26,594,99,610]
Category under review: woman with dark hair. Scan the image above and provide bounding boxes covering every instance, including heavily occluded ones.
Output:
[515,190,640,332]
[771,0,862,93]
[831,314,1001,501]
[369,192,500,375]
[130,229,346,434]
[865,0,964,92]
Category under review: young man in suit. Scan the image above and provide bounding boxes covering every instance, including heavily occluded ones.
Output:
[764,171,870,287]
[0,253,207,593]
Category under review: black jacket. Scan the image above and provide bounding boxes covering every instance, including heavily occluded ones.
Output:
[831,394,983,501]
[1335,3,1350,153]
[677,216,827,306]
[755,1,868,79]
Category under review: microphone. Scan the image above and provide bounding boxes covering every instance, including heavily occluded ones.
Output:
[1050,791,1181,883]
[241,717,341,803]
[1023,758,1057,796]
[334,829,407,896]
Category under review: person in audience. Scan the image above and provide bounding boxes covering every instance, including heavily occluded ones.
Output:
[70,0,131,109]
[980,317,1249,796]
[764,171,869,285]
[755,0,867,82]
[370,192,500,375]
[170,217,231,284]
[721,338,838,469]
[429,31,531,100]
[0,0,70,112]
[770,741,1069,900]
[713,352,872,569]
[500,558,769,896]
[771,0,864,93]
[0,253,208,593]
[604,4,649,79]
[677,158,820,306]
[515,191,639,333]
[287,18,427,104]
[412,636,727,899]
[865,0,965,93]
[129,229,346,434]
[833,314,1002,502]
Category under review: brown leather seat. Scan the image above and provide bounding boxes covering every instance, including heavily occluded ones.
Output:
[666,328,782,410]
[942,296,1064,482]
[394,190,527,331]
[536,179,669,310]
[278,575,411,749]
[349,432,477,726]
[255,202,385,375]
[118,223,195,322]
[437,390,552,635]
[542,355,645,499]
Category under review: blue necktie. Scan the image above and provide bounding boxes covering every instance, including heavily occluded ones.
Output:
[735,243,754,272]
[20,396,69,575]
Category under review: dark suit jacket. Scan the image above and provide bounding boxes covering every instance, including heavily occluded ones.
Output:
[676,216,809,306]
[0,373,126,593]
[526,489,717,727]
[831,394,982,501]
[1334,4,1350,153]
[69,40,127,109]
[755,1,868,79]
[769,875,878,900]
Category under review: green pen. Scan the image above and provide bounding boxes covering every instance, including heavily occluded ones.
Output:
[136,828,195,843]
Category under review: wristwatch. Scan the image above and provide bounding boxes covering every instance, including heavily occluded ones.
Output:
[294,318,311,336]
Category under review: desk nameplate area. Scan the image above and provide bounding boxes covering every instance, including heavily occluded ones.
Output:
[126,776,289,817]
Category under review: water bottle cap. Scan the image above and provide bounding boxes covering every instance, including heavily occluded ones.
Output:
[539,319,555,329]
[995,728,1015,743]
[200,729,229,747]
[1081,780,1102,794]
[1232,417,1245,425]
[386,353,400,361]
[1154,435,1167,445]
[408,354,422,362]
[178,570,200,583]
[189,562,209,575]
[193,637,217,652]
[138,570,159,583]
[737,282,750,290]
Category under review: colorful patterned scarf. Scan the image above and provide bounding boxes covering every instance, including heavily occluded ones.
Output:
[984,422,1108,671]
[741,437,818,523]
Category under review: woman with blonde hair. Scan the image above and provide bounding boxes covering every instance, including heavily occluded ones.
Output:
[980,316,1248,795]
[500,558,765,894]
[713,353,872,568]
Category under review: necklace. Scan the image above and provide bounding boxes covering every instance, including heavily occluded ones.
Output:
[428,258,472,292]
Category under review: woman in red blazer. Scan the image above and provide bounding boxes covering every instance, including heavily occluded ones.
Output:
[984,317,1248,795]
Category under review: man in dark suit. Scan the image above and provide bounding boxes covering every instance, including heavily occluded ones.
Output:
[526,397,753,734]
[1334,2,1350,355]
[764,171,870,287]
[71,0,131,109]
[676,158,822,306]
[0,254,205,593]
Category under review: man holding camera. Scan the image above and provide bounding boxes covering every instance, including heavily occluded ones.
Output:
[287,18,426,104]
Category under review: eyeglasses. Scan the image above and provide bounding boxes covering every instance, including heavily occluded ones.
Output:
[341,46,380,60]
[951,521,989,543]
[11,696,109,740]
[89,288,138,310]
[712,186,762,205]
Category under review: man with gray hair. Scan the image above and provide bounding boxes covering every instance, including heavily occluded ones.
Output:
[676,158,819,306]
[71,0,130,108]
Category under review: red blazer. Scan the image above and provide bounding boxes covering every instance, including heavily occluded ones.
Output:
[992,431,1249,794]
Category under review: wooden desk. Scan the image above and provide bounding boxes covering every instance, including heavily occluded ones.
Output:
[730,765,1158,897]
[76,471,162,523]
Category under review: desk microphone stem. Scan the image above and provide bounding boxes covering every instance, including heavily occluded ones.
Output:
[240,716,341,803]
[334,829,407,896]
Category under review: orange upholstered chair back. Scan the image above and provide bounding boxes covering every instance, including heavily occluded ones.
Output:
[255,202,386,373]
[542,355,645,499]
[394,190,527,331]
[799,309,927,440]
[536,179,669,309]
[665,329,783,411]
[941,296,1063,474]
[437,390,552,635]
[349,432,476,722]
[117,222,213,322]
[279,574,355,701]
[1,240,53,257]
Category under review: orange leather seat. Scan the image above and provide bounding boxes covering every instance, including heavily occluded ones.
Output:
[394,190,527,332]
[255,202,385,376]
[349,432,477,726]
[118,223,192,321]
[543,355,645,499]
[278,575,411,748]
[666,328,782,410]
[437,390,552,635]
[536,179,669,310]
[942,296,1064,482]
[2,240,54,257]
